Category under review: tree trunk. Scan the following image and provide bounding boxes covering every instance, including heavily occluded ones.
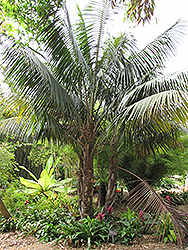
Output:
[0,198,11,219]
[77,126,94,218]
[104,146,118,208]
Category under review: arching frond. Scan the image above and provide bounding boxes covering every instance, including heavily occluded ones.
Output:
[130,20,186,84]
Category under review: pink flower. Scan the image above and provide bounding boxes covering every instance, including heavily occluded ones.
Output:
[106,206,114,216]
[96,212,105,223]
[24,200,29,205]
[165,195,172,202]
[138,210,144,219]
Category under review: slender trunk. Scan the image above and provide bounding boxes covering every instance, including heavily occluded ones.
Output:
[77,126,94,218]
[104,145,118,208]
[0,198,11,219]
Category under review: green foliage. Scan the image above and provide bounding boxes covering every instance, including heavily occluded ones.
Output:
[28,143,78,179]
[0,0,62,43]
[20,156,76,198]
[155,213,176,244]
[0,183,79,240]
[0,217,17,232]
[115,207,142,245]
[15,206,66,241]
[119,135,188,190]
[59,216,112,249]
[0,183,145,248]
[118,152,170,189]
[0,142,17,187]
[155,175,184,190]
[160,190,188,206]
[0,181,32,214]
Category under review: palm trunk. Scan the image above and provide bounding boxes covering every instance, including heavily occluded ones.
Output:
[0,198,11,219]
[105,145,118,208]
[77,126,94,218]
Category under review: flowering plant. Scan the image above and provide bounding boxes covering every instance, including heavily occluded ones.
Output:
[138,210,144,220]
[24,200,29,205]
[165,196,172,202]
[96,212,105,223]
[106,206,114,216]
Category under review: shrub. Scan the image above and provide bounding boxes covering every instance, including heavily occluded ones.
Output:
[0,142,17,187]
[115,207,142,245]
[58,215,112,249]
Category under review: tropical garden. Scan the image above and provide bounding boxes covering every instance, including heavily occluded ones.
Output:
[1,0,188,249]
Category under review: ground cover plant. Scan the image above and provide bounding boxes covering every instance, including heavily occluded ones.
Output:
[0,190,144,250]
[1,164,188,249]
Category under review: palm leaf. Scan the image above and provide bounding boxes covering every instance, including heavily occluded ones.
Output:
[1,37,73,116]
[117,70,188,135]
[130,20,186,84]
[118,166,188,245]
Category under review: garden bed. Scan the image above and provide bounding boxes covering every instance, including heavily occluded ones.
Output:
[0,231,188,250]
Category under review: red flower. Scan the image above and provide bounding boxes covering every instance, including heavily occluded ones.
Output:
[116,190,120,193]
[96,212,105,223]
[106,206,114,216]
[24,200,29,205]
[138,210,144,219]
[165,195,172,202]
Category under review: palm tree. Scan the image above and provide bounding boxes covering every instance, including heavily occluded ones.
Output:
[0,0,188,218]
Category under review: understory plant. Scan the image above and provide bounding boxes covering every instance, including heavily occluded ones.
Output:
[155,213,177,244]
[20,156,76,198]
[115,207,142,245]
[160,190,188,205]
[59,215,112,249]
[0,192,79,240]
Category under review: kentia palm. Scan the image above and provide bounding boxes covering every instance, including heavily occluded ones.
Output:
[1,0,188,218]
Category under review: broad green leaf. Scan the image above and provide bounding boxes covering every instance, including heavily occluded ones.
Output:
[20,177,42,190]
[38,169,52,190]
[54,178,73,186]
[19,165,38,181]
[44,190,57,198]
[53,157,60,168]
[49,166,55,177]
[23,189,39,195]
[53,187,76,193]
[46,155,53,173]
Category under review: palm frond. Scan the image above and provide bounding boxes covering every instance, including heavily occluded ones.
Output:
[117,69,188,135]
[130,20,186,84]
[118,166,188,245]
[74,5,94,65]
[1,37,75,116]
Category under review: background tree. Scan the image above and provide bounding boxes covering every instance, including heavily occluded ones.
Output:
[118,134,188,190]
[0,0,188,218]
[0,0,156,41]
[111,0,156,24]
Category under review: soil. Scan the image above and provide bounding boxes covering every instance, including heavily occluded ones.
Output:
[1,231,188,250]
